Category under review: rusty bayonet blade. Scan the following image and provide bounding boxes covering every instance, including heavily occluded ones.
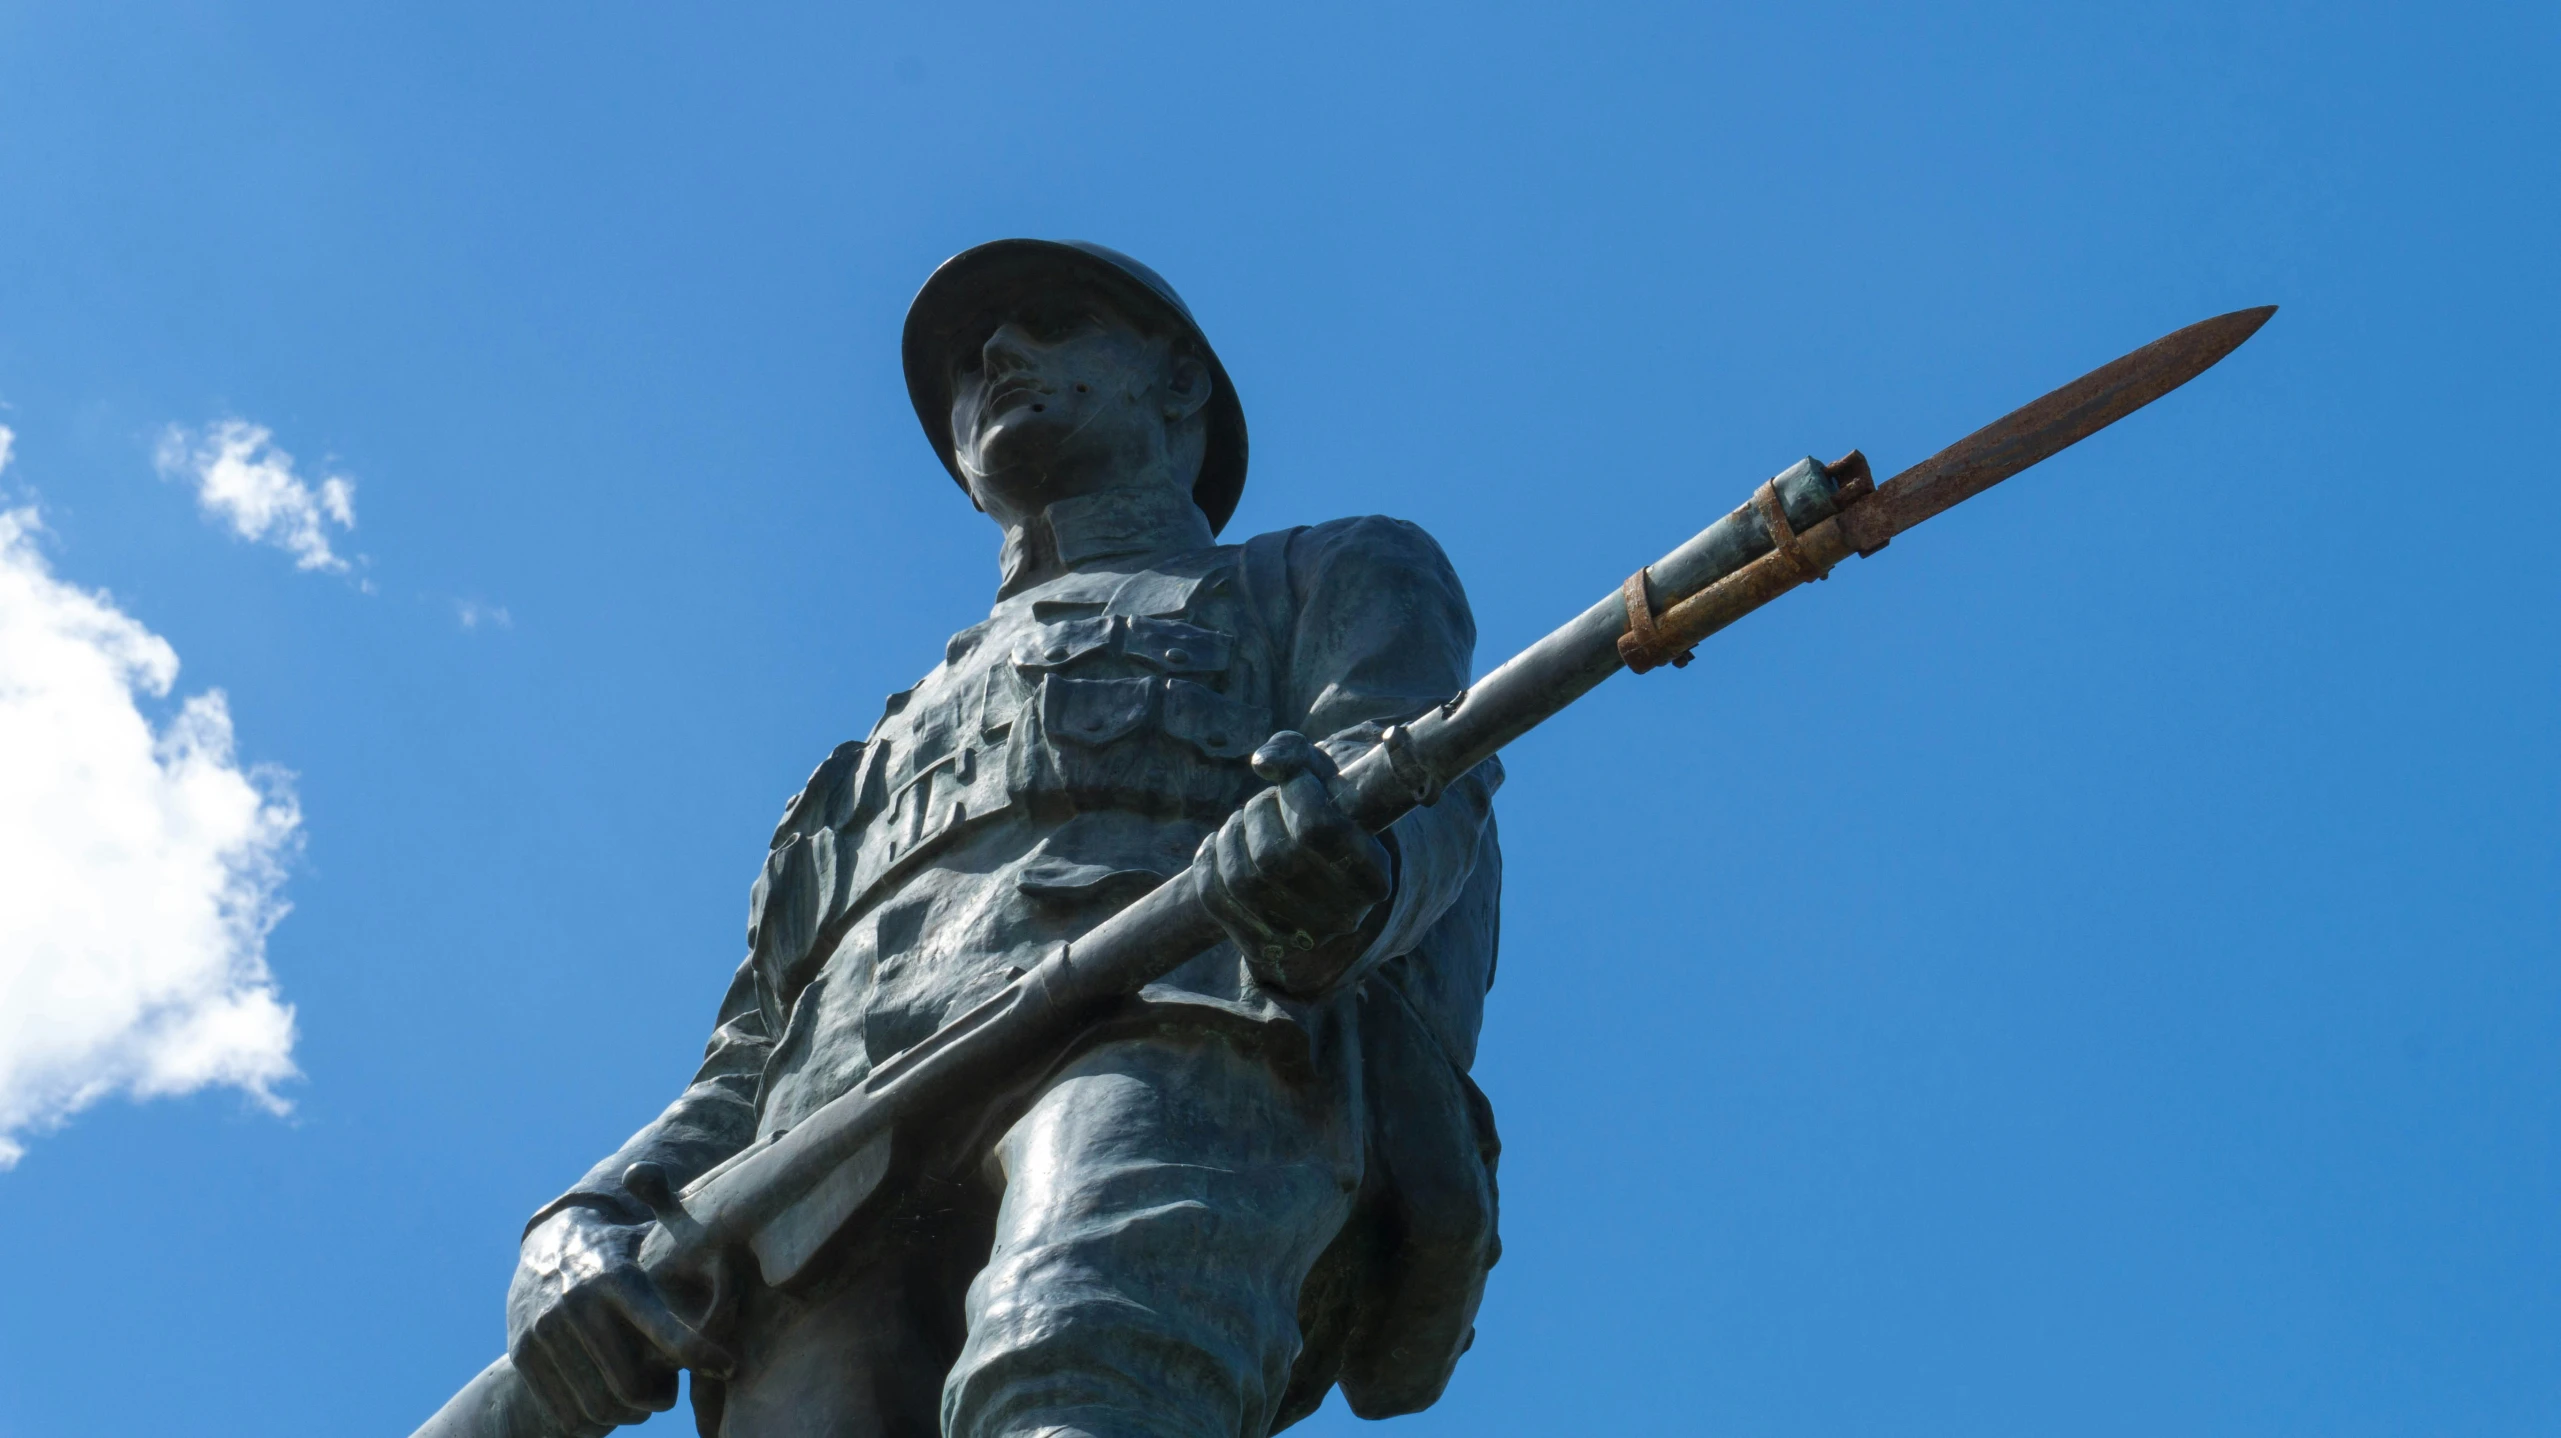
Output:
[1843,305,2276,551]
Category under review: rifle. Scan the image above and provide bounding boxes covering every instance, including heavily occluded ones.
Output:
[412,305,2273,1438]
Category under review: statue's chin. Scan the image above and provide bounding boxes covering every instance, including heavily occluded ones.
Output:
[970,441,1123,516]
[968,464,1078,520]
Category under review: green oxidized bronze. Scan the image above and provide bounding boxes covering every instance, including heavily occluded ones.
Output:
[411,240,2271,1438]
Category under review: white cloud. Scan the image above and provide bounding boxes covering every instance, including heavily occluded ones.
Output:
[0,429,301,1166]
[455,599,512,630]
[156,419,358,574]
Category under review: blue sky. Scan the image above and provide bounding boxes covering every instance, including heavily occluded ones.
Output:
[0,2,2553,1434]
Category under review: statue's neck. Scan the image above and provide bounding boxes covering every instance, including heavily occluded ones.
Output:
[997,486,1215,597]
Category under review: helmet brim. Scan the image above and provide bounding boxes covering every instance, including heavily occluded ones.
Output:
[902,239,1247,536]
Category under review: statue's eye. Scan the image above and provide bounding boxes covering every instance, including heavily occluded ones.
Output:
[1017,305,1098,342]
[1016,304,1063,340]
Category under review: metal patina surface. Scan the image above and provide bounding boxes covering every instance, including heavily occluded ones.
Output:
[410,248,2271,1438]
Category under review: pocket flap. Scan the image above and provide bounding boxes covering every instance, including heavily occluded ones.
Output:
[1013,616,1117,671]
[1040,674,1158,747]
[1124,617,1232,675]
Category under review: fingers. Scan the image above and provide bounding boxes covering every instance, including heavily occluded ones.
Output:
[546,1303,653,1429]
[602,1267,737,1380]
[1209,784,1389,949]
[517,1274,707,1433]
[1248,780,1391,924]
[503,1208,713,1436]
[515,1318,628,1436]
[564,1294,679,1419]
[1271,776,1392,903]
[1207,810,1284,951]
[1231,795,1336,942]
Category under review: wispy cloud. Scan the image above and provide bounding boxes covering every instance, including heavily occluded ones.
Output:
[0,429,301,1166]
[455,599,512,631]
[156,420,359,575]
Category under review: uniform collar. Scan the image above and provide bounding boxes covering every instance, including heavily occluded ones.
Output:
[998,485,1217,596]
[1045,487,1216,567]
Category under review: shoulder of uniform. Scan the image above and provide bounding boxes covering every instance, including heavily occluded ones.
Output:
[769,738,864,849]
[1281,515,1461,587]
[1296,513,1449,554]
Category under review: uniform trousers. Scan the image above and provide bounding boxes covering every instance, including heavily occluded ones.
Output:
[706,1029,1361,1438]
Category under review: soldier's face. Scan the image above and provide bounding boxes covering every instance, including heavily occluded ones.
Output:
[949,295,1211,516]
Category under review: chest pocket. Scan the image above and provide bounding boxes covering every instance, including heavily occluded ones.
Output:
[1040,675,1157,746]
[1036,674,1270,762]
[1004,589,1272,818]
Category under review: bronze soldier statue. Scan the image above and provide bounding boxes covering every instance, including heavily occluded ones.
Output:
[421,234,2271,1438]
[501,241,1507,1438]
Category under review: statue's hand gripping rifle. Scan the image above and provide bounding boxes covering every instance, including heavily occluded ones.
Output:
[413,305,2274,1438]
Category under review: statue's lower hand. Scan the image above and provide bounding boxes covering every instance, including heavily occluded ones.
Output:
[506,1206,732,1436]
[1196,731,1394,997]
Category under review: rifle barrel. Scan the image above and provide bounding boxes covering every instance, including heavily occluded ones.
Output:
[410,305,2273,1438]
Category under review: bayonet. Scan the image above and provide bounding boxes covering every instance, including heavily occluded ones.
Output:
[413,304,2274,1438]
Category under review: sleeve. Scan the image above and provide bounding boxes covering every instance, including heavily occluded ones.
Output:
[522,957,773,1232]
[1280,517,1503,994]
[520,740,870,1234]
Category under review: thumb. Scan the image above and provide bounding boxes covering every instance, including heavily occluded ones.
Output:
[1249,731,1339,786]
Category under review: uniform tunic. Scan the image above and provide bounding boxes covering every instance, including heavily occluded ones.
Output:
[534,492,1504,1437]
